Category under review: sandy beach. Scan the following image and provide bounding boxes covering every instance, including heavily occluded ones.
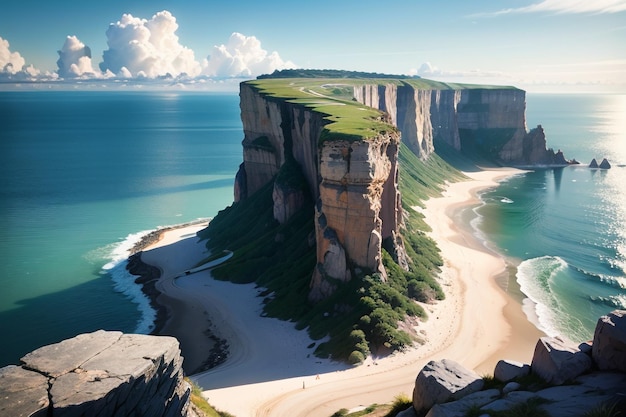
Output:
[139,167,544,417]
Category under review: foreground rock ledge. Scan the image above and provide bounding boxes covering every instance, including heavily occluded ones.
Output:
[404,310,626,417]
[0,330,196,417]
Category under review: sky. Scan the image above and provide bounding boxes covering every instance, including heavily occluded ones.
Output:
[0,0,625,92]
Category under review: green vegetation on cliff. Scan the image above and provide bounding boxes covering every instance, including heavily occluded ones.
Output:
[198,145,462,363]
[247,72,518,145]
[198,71,472,362]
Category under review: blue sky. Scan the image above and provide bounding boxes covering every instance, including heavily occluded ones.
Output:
[1,0,625,92]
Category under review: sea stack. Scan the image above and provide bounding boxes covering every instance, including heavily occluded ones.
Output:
[589,158,599,168]
[599,158,611,169]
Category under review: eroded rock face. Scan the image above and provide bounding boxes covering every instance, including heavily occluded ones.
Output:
[354,83,564,166]
[0,330,193,417]
[239,83,407,302]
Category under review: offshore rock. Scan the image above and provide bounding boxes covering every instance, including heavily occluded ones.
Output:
[1,330,193,417]
[599,158,612,169]
[589,158,599,168]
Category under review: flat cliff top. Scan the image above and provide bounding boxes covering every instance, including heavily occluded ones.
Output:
[244,75,520,143]
[245,78,395,142]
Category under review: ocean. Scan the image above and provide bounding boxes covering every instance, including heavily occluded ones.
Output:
[474,93,626,342]
[0,90,623,368]
[0,91,242,367]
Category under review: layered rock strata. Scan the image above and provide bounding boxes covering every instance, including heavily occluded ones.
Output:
[236,78,564,302]
[0,330,195,417]
[237,82,406,301]
[354,82,565,165]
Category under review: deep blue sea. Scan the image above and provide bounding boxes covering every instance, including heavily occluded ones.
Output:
[0,91,623,368]
[0,91,242,367]
[475,94,626,342]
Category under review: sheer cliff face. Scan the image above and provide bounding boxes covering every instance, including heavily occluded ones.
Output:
[310,133,403,300]
[236,79,558,302]
[354,83,559,165]
[237,83,405,301]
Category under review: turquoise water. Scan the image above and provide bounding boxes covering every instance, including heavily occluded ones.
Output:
[1,91,622,368]
[0,91,242,366]
[475,94,626,341]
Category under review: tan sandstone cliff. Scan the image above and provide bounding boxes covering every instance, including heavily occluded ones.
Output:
[235,78,563,303]
[354,82,565,165]
[236,82,407,301]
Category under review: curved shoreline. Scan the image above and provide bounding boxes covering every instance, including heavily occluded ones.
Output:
[126,168,546,416]
[124,221,231,374]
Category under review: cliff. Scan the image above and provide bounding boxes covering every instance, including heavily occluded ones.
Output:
[236,80,407,301]
[234,76,561,303]
[0,330,196,417]
[353,80,565,165]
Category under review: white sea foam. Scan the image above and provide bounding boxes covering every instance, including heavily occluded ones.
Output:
[590,294,626,309]
[517,255,568,337]
[101,229,157,334]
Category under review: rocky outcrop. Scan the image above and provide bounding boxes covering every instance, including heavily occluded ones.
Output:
[589,158,612,169]
[404,310,626,417]
[593,310,626,371]
[310,133,404,299]
[0,330,195,417]
[600,158,612,169]
[354,83,566,166]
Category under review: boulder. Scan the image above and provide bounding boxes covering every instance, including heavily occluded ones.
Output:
[493,359,530,382]
[592,309,626,372]
[589,158,599,168]
[531,336,593,385]
[599,158,611,169]
[412,359,484,411]
[425,389,500,417]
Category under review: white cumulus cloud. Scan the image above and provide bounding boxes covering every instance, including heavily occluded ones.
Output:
[57,35,98,78]
[202,32,296,78]
[100,10,201,78]
[0,36,26,74]
[0,36,44,82]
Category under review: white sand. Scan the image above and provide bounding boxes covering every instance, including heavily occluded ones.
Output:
[141,168,544,417]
